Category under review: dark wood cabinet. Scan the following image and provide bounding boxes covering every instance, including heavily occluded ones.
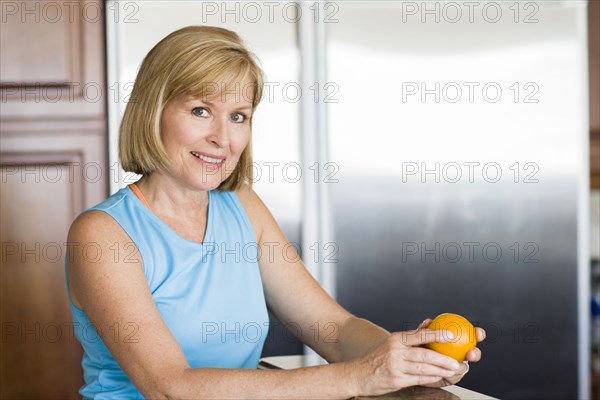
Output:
[0,1,107,398]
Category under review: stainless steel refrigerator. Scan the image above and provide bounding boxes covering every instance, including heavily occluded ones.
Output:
[324,3,590,399]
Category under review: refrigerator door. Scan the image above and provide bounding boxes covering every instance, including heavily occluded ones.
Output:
[327,2,588,399]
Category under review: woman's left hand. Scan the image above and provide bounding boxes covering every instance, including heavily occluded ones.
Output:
[417,318,486,388]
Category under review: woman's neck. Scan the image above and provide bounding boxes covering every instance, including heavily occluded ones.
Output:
[134,172,210,218]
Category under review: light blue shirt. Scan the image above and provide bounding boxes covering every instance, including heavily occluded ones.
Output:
[66,186,269,399]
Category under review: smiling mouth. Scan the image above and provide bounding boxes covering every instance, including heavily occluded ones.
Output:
[190,151,225,165]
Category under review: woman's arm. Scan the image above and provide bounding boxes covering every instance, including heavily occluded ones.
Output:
[236,185,483,387]
[333,317,391,361]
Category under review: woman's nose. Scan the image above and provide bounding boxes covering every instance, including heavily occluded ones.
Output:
[208,117,230,147]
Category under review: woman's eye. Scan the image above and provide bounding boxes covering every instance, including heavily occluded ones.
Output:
[191,107,208,117]
[231,113,247,123]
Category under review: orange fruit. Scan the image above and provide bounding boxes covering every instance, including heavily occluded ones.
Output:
[425,313,476,362]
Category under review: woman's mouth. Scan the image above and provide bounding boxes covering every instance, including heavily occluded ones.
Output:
[190,151,225,167]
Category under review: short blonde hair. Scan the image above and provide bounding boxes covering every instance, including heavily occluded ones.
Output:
[119,26,264,191]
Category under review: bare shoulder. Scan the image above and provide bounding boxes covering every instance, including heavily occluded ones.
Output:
[233,183,273,243]
[69,209,125,242]
[68,208,142,267]
[67,209,143,308]
[233,182,259,205]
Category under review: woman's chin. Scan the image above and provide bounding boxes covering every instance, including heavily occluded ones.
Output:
[190,175,227,191]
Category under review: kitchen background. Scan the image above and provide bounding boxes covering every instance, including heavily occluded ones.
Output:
[1,1,599,399]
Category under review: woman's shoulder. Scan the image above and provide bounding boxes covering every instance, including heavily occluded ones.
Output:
[66,206,144,314]
[69,188,135,241]
[68,209,130,246]
[233,182,254,204]
[232,183,270,242]
[68,188,128,235]
[233,183,269,215]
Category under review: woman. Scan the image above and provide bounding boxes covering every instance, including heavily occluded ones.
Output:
[66,26,485,399]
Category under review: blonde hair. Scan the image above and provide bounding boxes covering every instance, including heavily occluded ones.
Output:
[119,26,264,191]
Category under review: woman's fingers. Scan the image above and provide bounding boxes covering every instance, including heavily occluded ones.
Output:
[418,318,433,329]
[476,327,486,342]
[398,328,456,347]
[402,360,459,378]
[467,326,484,363]
[465,347,482,362]
[459,361,469,375]
[401,346,461,372]
[436,362,469,386]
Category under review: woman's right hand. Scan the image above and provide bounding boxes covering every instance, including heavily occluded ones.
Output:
[346,327,462,397]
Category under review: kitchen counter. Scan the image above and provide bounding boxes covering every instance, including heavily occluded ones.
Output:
[258,355,497,400]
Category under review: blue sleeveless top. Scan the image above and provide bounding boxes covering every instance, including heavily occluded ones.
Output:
[66,186,269,399]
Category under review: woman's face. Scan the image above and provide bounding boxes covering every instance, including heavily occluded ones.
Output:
[159,83,253,191]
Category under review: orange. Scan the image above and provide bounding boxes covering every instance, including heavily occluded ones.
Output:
[424,313,476,362]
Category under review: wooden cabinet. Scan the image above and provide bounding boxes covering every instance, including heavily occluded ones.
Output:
[0,1,107,398]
